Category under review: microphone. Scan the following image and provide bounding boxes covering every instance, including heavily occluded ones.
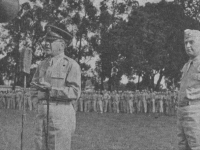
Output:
[20,48,32,74]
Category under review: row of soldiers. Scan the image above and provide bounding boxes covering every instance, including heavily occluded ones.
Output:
[0,89,37,111]
[0,89,178,116]
[72,90,178,115]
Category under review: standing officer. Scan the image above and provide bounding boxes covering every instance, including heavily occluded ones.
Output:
[31,23,81,150]
[177,29,200,150]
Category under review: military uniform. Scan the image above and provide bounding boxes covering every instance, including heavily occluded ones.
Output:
[78,92,83,112]
[127,91,133,114]
[113,91,120,113]
[92,91,98,112]
[177,29,200,150]
[97,92,103,113]
[31,24,81,150]
[16,91,23,110]
[150,91,156,113]
[103,91,109,113]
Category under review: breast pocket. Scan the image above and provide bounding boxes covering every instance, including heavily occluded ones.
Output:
[51,72,66,88]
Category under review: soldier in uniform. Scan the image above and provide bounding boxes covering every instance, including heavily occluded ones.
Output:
[30,88,38,112]
[84,91,90,112]
[113,91,120,113]
[26,90,32,111]
[108,91,114,113]
[141,90,147,113]
[78,91,84,112]
[97,90,103,113]
[6,91,11,109]
[159,92,164,114]
[2,91,6,109]
[103,90,109,113]
[0,91,3,108]
[31,24,81,150]
[16,90,23,110]
[150,90,156,113]
[127,91,134,114]
[177,29,200,150]
[92,91,98,112]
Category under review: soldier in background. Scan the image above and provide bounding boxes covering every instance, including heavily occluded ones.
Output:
[141,90,147,113]
[150,90,156,113]
[159,92,164,114]
[78,91,84,112]
[127,91,134,114]
[2,91,6,109]
[26,90,32,111]
[0,91,4,108]
[103,90,109,113]
[113,91,120,113]
[6,91,11,109]
[109,91,114,113]
[16,90,23,110]
[97,90,103,113]
[30,88,38,112]
[84,91,89,112]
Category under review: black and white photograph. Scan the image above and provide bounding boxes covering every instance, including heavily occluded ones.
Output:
[0,0,199,150]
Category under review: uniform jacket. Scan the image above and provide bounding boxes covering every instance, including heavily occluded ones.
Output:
[31,53,81,101]
[179,55,200,104]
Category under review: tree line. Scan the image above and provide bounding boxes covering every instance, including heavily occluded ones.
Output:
[0,0,199,91]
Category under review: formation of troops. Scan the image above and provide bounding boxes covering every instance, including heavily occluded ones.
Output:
[74,90,178,116]
[0,89,37,111]
[0,89,178,116]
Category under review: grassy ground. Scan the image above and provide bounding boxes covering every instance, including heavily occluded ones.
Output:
[0,109,178,150]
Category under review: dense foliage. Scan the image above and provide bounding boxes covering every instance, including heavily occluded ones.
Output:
[0,0,199,91]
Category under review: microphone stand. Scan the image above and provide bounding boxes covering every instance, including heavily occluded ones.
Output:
[21,72,27,150]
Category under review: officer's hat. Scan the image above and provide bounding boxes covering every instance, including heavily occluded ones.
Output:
[44,23,73,43]
[184,29,200,40]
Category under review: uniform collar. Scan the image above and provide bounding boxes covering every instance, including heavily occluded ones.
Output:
[50,52,65,66]
[190,55,200,64]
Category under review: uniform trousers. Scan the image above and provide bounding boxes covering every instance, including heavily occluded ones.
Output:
[128,100,133,114]
[152,99,156,113]
[92,100,97,112]
[142,99,147,113]
[78,98,83,112]
[34,101,76,150]
[103,100,108,113]
[177,103,200,150]
[159,100,164,113]
[97,100,103,113]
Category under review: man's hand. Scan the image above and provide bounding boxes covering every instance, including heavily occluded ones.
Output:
[39,81,52,91]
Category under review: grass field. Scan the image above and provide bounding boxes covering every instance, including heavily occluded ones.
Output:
[0,109,178,150]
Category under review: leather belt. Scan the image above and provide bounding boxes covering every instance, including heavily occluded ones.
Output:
[179,100,200,107]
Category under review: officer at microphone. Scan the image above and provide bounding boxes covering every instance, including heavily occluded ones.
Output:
[31,23,81,150]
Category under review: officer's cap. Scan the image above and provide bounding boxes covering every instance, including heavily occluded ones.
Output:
[44,23,73,43]
[184,29,200,40]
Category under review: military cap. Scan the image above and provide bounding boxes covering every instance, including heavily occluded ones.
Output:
[44,23,73,42]
[184,29,200,40]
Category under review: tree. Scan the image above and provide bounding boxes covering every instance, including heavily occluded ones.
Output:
[118,1,199,90]
[0,0,98,88]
